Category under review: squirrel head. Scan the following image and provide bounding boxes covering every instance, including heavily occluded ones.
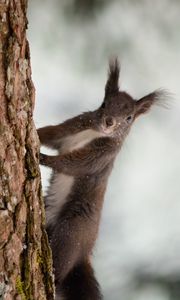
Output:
[97,58,166,138]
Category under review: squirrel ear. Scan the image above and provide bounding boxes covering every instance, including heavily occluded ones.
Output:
[135,89,167,117]
[104,58,120,99]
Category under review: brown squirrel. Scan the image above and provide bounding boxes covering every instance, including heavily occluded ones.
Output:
[38,58,164,300]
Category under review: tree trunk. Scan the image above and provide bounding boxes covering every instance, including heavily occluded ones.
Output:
[0,1,54,299]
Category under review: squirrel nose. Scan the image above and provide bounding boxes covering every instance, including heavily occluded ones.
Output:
[104,116,115,127]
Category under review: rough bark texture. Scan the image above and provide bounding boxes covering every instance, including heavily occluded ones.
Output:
[0,1,54,299]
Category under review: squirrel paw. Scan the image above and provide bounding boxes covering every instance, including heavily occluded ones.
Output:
[39,153,49,165]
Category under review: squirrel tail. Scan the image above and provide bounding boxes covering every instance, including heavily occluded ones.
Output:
[56,260,102,300]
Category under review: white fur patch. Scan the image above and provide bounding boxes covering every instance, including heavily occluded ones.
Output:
[46,173,74,226]
[59,129,104,153]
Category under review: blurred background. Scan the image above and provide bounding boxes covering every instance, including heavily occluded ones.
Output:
[28,0,180,299]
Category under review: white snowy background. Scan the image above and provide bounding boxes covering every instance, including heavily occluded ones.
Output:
[28,0,180,299]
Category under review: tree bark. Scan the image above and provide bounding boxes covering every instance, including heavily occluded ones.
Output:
[0,1,54,299]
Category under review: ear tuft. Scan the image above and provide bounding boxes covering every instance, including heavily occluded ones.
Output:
[152,88,174,109]
[105,57,120,98]
[135,89,171,117]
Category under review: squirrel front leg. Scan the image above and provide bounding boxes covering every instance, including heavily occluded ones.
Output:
[39,137,116,176]
[37,112,94,149]
[37,125,63,149]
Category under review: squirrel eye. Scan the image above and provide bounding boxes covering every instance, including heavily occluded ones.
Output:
[126,115,132,123]
[105,116,115,127]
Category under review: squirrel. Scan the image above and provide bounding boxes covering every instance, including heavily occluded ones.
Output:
[38,58,164,300]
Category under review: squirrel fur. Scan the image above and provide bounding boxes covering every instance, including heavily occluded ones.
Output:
[38,58,164,300]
